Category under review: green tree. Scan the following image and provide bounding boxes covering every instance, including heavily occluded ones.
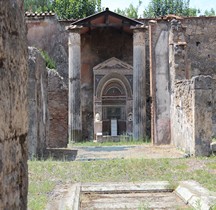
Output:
[24,0,52,12]
[52,0,101,19]
[143,0,199,18]
[24,0,101,19]
[204,8,215,16]
[115,1,142,18]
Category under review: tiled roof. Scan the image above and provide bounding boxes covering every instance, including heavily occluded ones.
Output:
[25,11,55,17]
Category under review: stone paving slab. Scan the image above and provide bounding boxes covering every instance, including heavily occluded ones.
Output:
[175,181,216,210]
[81,181,172,193]
[46,181,216,210]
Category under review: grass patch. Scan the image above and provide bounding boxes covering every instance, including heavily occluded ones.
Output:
[28,157,216,210]
[69,139,150,147]
[39,49,56,69]
[208,162,216,170]
[212,138,216,142]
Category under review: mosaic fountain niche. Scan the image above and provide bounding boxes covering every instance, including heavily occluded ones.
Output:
[93,57,133,142]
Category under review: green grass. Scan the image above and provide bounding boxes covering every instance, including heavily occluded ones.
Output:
[39,49,56,69]
[28,156,216,210]
[212,138,216,142]
[69,139,150,147]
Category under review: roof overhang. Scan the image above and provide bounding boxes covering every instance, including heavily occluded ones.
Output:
[68,8,144,34]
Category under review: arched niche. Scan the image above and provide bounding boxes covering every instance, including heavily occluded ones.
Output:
[93,57,133,139]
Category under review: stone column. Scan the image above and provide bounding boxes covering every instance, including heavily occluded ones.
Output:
[149,20,157,144]
[67,25,82,142]
[132,25,147,140]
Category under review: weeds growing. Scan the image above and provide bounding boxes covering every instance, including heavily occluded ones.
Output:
[28,156,216,210]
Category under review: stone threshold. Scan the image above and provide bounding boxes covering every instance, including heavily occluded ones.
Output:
[46,181,216,210]
[175,181,216,210]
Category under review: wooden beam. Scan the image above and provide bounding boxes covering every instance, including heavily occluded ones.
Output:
[82,23,131,28]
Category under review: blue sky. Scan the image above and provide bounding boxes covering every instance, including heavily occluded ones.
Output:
[101,0,216,16]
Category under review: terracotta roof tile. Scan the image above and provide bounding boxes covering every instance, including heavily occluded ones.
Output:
[25,11,55,18]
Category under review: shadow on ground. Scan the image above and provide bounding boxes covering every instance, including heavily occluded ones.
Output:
[44,148,78,161]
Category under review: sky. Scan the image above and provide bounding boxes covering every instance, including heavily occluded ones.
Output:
[101,0,216,16]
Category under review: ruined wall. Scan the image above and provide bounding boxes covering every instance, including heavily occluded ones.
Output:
[47,69,68,148]
[26,15,69,81]
[171,76,212,156]
[171,80,194,153]
[26,14,216,143]
[0,0,28,209]
[182,17,216,77]
[28,47,48,158]
[212,77,216,137]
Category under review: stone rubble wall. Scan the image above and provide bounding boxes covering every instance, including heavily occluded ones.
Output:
[47,69,68,148]
[26,16,69,82]
[171,76,212,156]
[169,18,213,156]
[171,80,194,154]
[28,47,48,158]
[182,17,216,77]
[212,77,216,137]
[0,0,28,209]
[192,76,212,156]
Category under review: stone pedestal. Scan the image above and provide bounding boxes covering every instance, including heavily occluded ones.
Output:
[67,26,82,142]
[132,25,147,140]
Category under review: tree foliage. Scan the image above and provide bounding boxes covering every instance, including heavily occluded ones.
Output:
[114,1,142,18]
[24,0,52,12]
[204,8,215,16]
[52,0,101,19]
[24,0,102,19]
[143,0,199,18]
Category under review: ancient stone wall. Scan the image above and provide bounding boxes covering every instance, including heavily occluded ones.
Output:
[0,0,28,209]
[171,76,212,156]
[26,15,69,81]
[171,80,194,153]
[182,17,216,77]
[212,77,216,137]
[28,47,48,158]
[26,14,216,144]
[47,69,68,147]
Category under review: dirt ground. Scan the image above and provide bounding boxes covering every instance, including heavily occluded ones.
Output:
[46,145,185,161]
[44,146,216,210]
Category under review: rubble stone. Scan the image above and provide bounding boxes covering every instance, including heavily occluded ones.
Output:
[47,69,68,148]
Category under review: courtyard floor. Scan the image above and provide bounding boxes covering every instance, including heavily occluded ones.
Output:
[28,145,216,210]
[45,144,185,161]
